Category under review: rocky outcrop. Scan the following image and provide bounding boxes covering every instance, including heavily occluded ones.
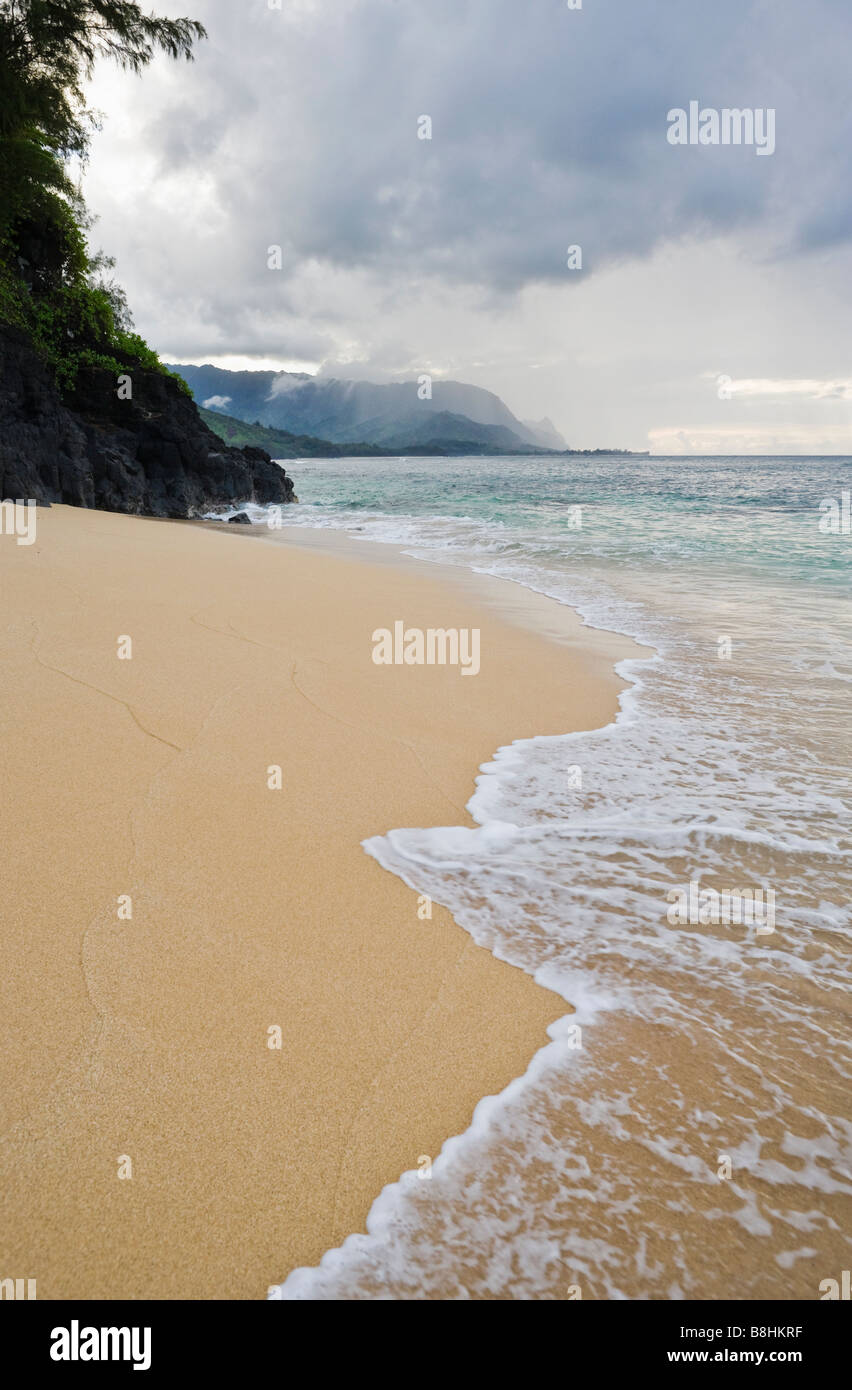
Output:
[0,325,296,516]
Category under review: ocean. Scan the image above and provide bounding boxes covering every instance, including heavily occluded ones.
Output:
[230,453,852,1299]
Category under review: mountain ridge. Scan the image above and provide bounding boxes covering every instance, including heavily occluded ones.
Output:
[169,363,567,452]
[199,405,556,458]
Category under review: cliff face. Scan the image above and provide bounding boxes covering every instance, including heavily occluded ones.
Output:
[0,326,296,517]
[168,362,549,449]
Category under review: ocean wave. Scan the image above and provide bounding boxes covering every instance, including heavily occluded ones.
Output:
[265,458,851,1299]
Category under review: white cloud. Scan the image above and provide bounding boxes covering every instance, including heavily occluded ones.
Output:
[648,425,852,456]
[80,0,852,451]
[704,376,852,401]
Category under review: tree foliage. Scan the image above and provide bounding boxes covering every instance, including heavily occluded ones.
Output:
[0,0,206,392]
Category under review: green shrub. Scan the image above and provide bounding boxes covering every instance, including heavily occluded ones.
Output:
[0,1,205,401]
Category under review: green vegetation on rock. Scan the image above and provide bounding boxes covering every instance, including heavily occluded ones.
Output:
[198,406,395,459]
[0,0,205,396]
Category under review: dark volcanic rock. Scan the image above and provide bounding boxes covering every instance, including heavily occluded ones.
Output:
[228,511,253,524]
[0,325,296,517]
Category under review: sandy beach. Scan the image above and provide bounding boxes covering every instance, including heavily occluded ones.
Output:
[0,503,637,1300]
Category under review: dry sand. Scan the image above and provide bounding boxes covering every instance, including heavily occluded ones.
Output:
[0,504,637,1299]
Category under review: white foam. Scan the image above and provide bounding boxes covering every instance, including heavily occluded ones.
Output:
[264,484,851,1300]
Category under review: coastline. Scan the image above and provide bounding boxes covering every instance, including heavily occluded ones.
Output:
[0,504,643,1300]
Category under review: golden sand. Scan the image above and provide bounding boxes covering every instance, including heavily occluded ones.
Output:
[0,505,635,1299]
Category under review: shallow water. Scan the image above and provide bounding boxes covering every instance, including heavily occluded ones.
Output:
[249,454,852,1299]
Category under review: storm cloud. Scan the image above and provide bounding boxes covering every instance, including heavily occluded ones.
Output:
[82,0,852,450]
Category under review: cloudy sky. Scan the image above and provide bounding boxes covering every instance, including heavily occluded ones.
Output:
[82,0,852,452]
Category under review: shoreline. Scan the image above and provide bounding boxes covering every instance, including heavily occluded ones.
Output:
[0,505,644,1299]
[206,518,649,680]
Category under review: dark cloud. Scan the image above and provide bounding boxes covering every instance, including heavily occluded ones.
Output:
[81,0,852,446]
[116,0,849,289]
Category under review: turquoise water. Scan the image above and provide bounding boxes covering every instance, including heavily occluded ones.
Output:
[277,452,852,584]
[256,455,851,1300]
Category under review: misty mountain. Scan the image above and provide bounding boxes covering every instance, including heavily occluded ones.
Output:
[167,365,562,451]
[522,416,567,450]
